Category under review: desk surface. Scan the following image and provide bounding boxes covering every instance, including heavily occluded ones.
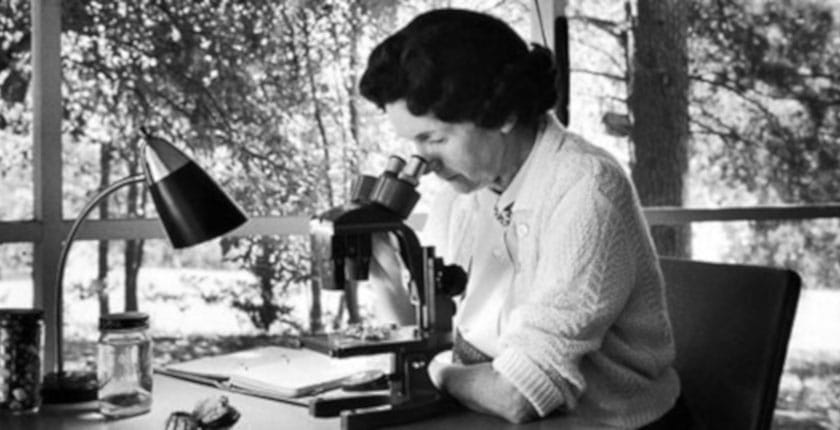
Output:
[0,374,570,430]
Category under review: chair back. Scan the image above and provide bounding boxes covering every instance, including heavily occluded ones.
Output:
[659,257,800,430]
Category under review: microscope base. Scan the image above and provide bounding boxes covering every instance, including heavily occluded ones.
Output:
[340,394,457,430]
[309,393,391,417]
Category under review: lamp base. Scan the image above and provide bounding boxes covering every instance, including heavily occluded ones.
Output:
[41,370,98,403]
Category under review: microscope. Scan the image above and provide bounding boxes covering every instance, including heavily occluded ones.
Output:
[304,155,467,429]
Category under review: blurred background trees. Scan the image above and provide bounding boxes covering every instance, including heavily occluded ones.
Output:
[1,0,527,332]
[2,0,839,326]
[565,0,840,290]
[3,0,840,425]
[2,0,839,328]
[689,0,840,291]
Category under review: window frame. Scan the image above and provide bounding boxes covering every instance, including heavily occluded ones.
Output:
[4,0,839,374]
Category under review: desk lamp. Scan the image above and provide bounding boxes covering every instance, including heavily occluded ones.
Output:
[41,133,248,403]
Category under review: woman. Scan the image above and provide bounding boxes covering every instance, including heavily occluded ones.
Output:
[360,9,688,429]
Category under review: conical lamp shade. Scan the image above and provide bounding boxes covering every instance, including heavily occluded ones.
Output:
[143,137,247,248]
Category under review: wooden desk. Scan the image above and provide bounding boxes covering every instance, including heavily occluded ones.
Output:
[0,374,568,430]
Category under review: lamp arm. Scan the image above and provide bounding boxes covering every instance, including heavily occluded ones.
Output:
[54,174,145,376]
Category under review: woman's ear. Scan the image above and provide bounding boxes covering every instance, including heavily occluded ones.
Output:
[500,115,517,134]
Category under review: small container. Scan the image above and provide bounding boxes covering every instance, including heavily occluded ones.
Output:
[97,312,153,418]
[0,308,44,415]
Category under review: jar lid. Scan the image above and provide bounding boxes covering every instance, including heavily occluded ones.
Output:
[0,308,44,323]
[99,312,149,330]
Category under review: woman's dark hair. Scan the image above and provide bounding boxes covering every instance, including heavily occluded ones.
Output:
[360,9,557,129]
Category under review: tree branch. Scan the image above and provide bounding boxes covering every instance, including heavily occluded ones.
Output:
[690,74,790,135]
[566,14,627,39]
[570,67,624,82]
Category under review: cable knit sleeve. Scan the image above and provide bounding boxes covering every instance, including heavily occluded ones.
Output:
[492,173,636,417]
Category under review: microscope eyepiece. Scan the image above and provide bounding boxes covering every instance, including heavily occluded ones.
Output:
[384,155,407,177]
[397,155,427,186]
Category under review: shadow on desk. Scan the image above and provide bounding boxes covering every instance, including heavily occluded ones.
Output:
[0,374,589,430]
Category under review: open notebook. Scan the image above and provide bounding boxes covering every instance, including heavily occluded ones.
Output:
[160,346,392,399]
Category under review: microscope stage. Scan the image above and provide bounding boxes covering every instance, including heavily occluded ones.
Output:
[302,325,426,358]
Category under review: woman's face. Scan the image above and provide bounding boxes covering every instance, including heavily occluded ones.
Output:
[385,100,507,194]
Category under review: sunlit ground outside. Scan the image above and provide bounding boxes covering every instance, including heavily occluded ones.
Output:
[58,266,318,369]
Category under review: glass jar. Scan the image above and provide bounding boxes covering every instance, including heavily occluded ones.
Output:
[97,311,153,418]
[0,308,44,415]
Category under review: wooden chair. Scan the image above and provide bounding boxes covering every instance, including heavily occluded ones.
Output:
[659,257,801,430]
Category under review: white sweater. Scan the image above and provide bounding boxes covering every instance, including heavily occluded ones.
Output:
[423,114,680,429]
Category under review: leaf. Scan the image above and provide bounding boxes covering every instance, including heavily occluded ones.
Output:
[0,69,28,103]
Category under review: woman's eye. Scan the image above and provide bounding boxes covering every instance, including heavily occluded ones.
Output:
[428,138,446,145]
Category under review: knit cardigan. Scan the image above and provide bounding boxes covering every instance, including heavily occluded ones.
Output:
[422,114,680,429]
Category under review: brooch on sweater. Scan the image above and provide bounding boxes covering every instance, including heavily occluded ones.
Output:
[493,202,513,227]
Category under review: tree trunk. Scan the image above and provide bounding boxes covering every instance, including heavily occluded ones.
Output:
[97,141,111,316]
[345,6,362,194]
[124,137,144,311]
[295,13,331,334]
[629,0,691,257]
[124,238,144,311]
[309,280,324,334]
[300,17,335,208]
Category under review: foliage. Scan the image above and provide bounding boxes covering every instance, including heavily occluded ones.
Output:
[0,0,531,330]
[0,0,30,133]
[0,1,33,274]
[566,0,840,287]
[0,130,32,221]
[0,0,32,202]
[688,0,840,288]
[217,236,310,333]
[4,1,837,427]
[55,0,404,330]
[689,0,840,203]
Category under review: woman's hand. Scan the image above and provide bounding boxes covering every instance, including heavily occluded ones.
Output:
[427,350,455,389]
[427,350,538,424]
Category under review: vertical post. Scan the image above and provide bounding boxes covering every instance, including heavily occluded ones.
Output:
[531,0,569,126]
[629,0,690,257]
[31,0,63,373]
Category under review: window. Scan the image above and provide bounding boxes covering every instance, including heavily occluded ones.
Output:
[0,0,33,307]
[566,0,840,427]
[5,1,838,427]
[0,243,32,307]
[1,0,532,370]
[0,0,33,221]
[0,132,32,221]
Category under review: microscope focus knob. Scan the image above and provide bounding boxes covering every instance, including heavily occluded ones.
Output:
[437,260,467,297]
